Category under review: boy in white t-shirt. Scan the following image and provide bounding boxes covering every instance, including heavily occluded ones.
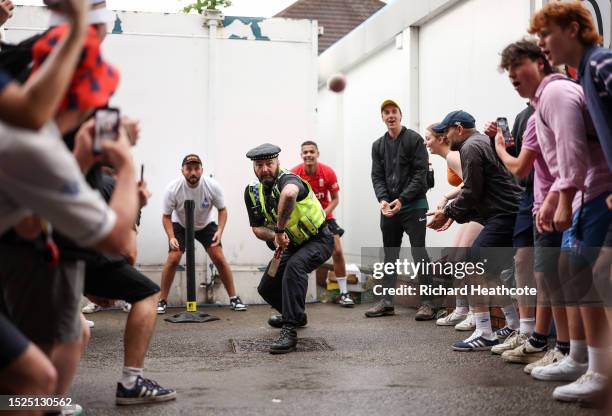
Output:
[157,154,246,313]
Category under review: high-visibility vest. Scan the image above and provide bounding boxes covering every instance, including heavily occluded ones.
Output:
[248,169,326,246]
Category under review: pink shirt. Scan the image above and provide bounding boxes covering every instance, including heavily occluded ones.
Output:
[533,74,611,213]
[520,115,554,216]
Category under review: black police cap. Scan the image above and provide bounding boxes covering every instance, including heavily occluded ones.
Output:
[246,143,282,161]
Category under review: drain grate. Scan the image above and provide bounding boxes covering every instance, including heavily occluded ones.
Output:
[230,337,333,353]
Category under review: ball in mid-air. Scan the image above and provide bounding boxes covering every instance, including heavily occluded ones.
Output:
[327,73,346,93]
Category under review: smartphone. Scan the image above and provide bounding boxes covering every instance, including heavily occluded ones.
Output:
[93,108,120,154]
[140,164,144,183]
[496,117,511,144]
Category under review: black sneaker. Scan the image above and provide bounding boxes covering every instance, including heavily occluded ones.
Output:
[270,326,297,354]
[267,314,307,329]
[229,296,248,311]
[116,376,176,405]
[156,299,167,315]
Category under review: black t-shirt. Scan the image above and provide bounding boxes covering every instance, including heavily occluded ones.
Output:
[244,174,307,227]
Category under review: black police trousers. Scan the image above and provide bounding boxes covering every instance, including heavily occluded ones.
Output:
[258,226,333,326]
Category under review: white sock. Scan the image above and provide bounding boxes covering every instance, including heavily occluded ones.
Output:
[336,277,348,294]
[502,304,519,329]
[455,297,468,314]
[519,318,535,336]
[587,346,611,375]
[120,367,143,389]
[474,312,493,338]
[569,339,588,364]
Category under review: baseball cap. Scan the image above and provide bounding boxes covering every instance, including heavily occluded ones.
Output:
[30,25,120,111]
[380,99,401,113]
[49,0,115,27]
[432,110,476,133]
[182,154,202,166]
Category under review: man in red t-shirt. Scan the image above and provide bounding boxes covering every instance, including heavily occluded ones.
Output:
[291,141,354,306]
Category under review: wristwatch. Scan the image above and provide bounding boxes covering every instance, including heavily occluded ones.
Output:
[274,226,285,234]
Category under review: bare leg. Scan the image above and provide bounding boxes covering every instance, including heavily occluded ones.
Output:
[160,250,183,301]
[0,343,56,416]
[331,235,346,277]
[124,294,157,368]
[515,247,536,320]
[207,245,236,298]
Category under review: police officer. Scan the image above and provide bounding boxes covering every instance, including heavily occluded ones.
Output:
[244,143,333,354]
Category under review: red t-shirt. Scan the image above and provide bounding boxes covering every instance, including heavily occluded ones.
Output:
[291,162,339,219]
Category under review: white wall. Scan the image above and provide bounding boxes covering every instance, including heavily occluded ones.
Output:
[6,7,318,269]
[317,0,541,254]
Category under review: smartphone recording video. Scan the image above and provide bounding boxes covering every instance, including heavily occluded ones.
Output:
[93,108,120,154]
[496,117,511,144]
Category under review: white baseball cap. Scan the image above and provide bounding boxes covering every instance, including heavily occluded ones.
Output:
[49,0,115,26]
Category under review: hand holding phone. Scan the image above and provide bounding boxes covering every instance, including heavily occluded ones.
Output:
[93,108,120,154]
[496,117,512,145]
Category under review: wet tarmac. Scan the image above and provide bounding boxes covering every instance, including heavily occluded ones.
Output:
[73,304,599,415]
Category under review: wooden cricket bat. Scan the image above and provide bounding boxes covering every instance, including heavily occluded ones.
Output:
[268,247,283,277]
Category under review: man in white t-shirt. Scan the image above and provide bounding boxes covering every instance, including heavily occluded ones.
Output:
[157,154,246,313]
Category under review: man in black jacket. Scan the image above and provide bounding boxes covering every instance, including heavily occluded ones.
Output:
[367,99,435,320]
[428,110,523,352]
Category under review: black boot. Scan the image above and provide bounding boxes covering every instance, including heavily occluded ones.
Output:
[269,325,297,354]
[267,314,308,329]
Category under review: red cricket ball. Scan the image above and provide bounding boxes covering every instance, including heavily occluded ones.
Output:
[327,73,346,93]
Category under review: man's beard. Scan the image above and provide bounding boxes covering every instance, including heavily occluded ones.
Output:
[449,137,461,151]
[257,167,279,187]
[187,175,200,185]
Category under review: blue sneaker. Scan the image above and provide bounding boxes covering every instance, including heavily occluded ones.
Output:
[495,326,515,341]
[116,376,176,405]
[452,331,499,351]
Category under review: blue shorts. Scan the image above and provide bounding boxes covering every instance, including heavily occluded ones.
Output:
[562,192,612,266]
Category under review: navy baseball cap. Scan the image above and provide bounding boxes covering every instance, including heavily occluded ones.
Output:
[432,110,476,133]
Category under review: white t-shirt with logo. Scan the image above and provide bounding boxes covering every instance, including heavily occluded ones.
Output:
[162,176,225,230]
[0,121,117,247]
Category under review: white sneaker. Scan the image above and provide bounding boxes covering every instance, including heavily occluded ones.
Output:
[553,371,608,403]
[82,302,101,314]
[436,310,467,326]
[61,403,82,415]
[120,301,132,313]
[524,348,566,374]
[491,331,527,355]
[501,338,547,363]
[86,320,94,328]
[531,355,588,381]
[454,311,475,331]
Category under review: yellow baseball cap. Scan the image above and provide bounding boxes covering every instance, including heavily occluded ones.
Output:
[380,99,401,113]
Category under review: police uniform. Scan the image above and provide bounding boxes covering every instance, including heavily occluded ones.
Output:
[245,144,333,353]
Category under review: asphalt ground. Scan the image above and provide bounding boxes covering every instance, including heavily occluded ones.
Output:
[73,303,600,416]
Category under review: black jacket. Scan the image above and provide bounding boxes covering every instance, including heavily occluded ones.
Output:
[445,132,522,224]
[371,126,428,205]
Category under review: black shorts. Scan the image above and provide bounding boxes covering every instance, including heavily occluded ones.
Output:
[84,261,160,304]
[325,218,344,237]
[172,222,219,252]
[533,227,562,274]
[470,214,517,275]
[0,313,28,369]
